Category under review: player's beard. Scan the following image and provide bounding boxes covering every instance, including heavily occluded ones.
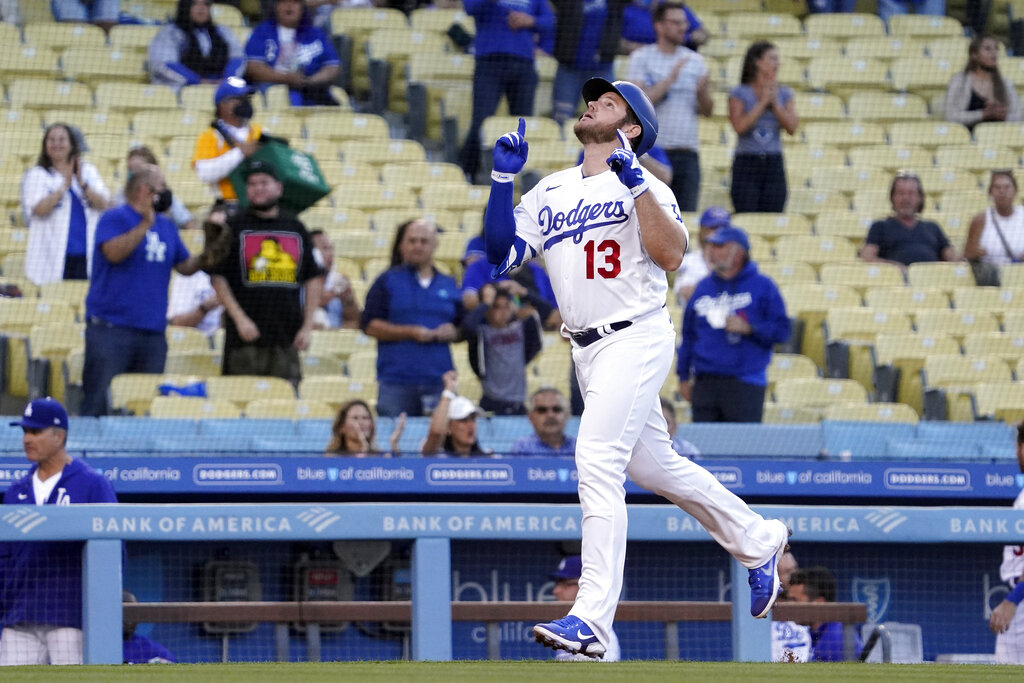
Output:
[573,114,628,146]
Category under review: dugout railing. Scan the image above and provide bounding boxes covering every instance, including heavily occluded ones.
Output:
[1,503,1020,663]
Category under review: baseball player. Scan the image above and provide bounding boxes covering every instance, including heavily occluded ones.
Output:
[0,398,118,666]
[990,421,1024,663]
[548,556,620,661]
[483,79,790,659]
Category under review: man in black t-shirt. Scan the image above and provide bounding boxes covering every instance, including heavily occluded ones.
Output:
[207,160,324,382]
[860,172,958,270]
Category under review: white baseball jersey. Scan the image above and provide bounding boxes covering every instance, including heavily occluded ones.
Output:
[996,486,1024,664]
[505,166,687,331]
[1001,487,1024,584]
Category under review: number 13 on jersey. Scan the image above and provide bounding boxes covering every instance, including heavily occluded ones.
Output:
[584,239,621,279]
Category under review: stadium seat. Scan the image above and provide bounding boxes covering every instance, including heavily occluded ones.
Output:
[163,351,221,377]
[785,145,847,178]
[306,111,390,142]
[149,396,241,419]
[380,161,466,195]
[62,47,146,84]
[0,45,61,84]
[933,145,1020,174]
[780,283,862,367]
[810,167,889,198]
[802,121,887,149]
[204,375,297,409]
[759,260,819,286]
[330,6,410,94]
[790,92,845,122]
[300,375,366,411]
[732,213,811,242]
[822,402,919,423]
[773,235,858,269]
[912,309,1000,344]
[814,213,873,242]
[921,353,1013,421]
[109,373,165,416]
[245,398,336,420]
[773,377,869,415]
[1000,265,1024,290]
[807,57,889,97]
[962,332,1024,363]
[93,83,178,113]
[873,332,960,413]
[887,14,964,38]
[23,21,106,52]
[825,307,915,391]
[862,285,949,314]
[300,353,345,377]
[767,353,819,394]
[846,92,929,123]
[819,262,905,296]
[330,183,418,212]
[972,381,1024,422]
[309,328,375,361]
[366,28,449,114]
[804,13,886,40]
[133,110,208,142]
[890,56,961,97]
[820,417,917,459]
[722,12,802,38]
[9,78,93,110]
[951,286,1024,318]
[906,262,975,293]
[166,325,211,353]
[761,404,821,424]
[844,35,926,62]
[108,24,162,53]
[340,139,427,167]
[27,322,83,402]
[847,144,934,172]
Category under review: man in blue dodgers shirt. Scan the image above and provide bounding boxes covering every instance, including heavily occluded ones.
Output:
[0,397,117,666]
[81,165,210,416]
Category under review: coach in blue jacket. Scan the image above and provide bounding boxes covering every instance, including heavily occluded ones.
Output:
[0,398,117,665]
[677,226,791,423]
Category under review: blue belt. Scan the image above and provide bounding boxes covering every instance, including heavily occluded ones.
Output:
[570,320,632,348]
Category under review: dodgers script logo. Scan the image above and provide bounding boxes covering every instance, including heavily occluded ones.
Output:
[538,199,629,247]
[852,577,891,624]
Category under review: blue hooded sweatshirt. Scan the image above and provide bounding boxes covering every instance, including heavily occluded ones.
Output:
[677,260,791,386]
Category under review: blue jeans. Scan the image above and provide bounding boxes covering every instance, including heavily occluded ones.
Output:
[377,380,444,418]
[459,55,538,180]
[878,0,947,24]
[82,320,168,417]
[730,153,787,213]
[51,0,120,22]
[553,62,615,124]
[665,149,701,212]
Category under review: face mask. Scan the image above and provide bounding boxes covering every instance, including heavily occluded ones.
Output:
[233,99,254,120]
[152,188,174,213]
[312,247,325,268]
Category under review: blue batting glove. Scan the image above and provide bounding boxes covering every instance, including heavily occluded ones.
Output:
[492,117,529,181]
[606,129,649,199]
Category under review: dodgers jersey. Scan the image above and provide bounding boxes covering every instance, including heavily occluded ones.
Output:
[501,165,687,331]
[1000,486,1024,584]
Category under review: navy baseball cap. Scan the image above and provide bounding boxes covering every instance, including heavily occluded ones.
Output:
[242,159,279,181]
[706,226,750,251]
[699,206,731,230]
[215,76,253,105]
[549,555,582,580]
[10,397,68,431]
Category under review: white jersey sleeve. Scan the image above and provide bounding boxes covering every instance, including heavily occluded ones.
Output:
[1001,488,1024,584]
[511,165,687,331]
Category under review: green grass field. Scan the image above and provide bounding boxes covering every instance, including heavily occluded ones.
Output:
[5,662,1023,682]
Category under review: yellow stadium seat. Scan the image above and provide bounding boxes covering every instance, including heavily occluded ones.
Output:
[825,307,914,390]
[163,351,221,377]
[890,56,962,96]
[331,232,393,264]
[923,36,971,65]
[345,349,378,382]
[972,381,1024,422]
[773,234,858,268]
[28,322,84,402]
[822,401,919,423]
[420,184,489,213]
[330,6,410,94]
[888,14,964,38]
[762,403,821,424]
[62,47,147,84]
[785,189,852,219]
[759,260,819,286]
[819,262,905,296]
[951,286,1024,317]
[846,92,929,123]
[132,110,208,141]
[210,3,245,27]
[780,284,862,366]
[804,13,886,40]
[205,375,296,409]
[973,122,1024,152]
[330,182,418,212]
[309,328,375,361]
[772,36,844,63]
[42,110,128,140]
[0,45,61,84]
[844,36,926,62]
[790,92,845,121]
[178,83,220,111]
[863,285,949,313]
[166,325,212,353]
[914,309,1000,347]
[38,279,88,315]
[774,377,870,414]
[370,208,459,233]
[23,21,106,52]
[301,207,373,234]
[245,398,336,420]
[1000,264,1024,289]
[9,79,93,110]
[914,169,981,198]
[306,111,390,142]
[767,352,819,393]
[802,121,887,149]
[300,352,345,377]
[108,24,162,52]
[906,261,975,292]
[785,145,847,174]
[367,28,450,114]
[299,375,368,410]
[109,373,165,415]
[340,139,427,167]
[732,213,811,241]
[814,213,874,242]
[811,167,890,198]
[149,396,241,419]
[963,332,1024,363]
[847,145,934,172]
[887,121,972,149]
[481,116,563,148]
[722,12,802,37]
[409,7,474,34]
[874,332,960,413]
[94,83,178,112]
[380,161,466,194]
[807,57,889,96]
[922,353,1013,420]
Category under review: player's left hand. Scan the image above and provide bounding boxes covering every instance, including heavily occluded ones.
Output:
[606,130,649,199]
[990,600,1017,633]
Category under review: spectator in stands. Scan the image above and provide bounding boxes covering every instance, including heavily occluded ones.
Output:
[511,387,576,456]
[728,41,798,214]
[877,0,946,28]
[244,0,342,106]
[51,0,119,32]
[627,2,713,212]
[421,371,493,457]
[463,283,544,415]
[989,420,1024,663]
[207,159,324,383]
[550,0,628,125]
[116,146,195,230]
[672,205,730,307]
[192,77,263,202]
[787,566,861,662]
[361,218,463,417]
[945,34,1021,130]
[122,592,174,664]
[0,0,20,24]
[964,170,1024,286]
[659,396,700,458]
[325,398,405,457]
[0,398,118,665]
[310,229,362,329]
[461,255,560,331]
[860,172,958,272]
[167,207,225,338]
[148,0,245,90]
[82,166,209,416]
[21,123,111,286]
[677,226,790,423]
[620,0,707,54]
[457,0,553,181]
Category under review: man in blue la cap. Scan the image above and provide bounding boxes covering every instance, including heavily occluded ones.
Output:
[0,398,117,666]
[192,76,263,202]
[672,205,731,306]
[677,225,792,423]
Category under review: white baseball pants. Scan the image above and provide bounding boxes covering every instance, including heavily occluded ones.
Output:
[0,624,83,665]
[996,602,1024,664]
[567,313,787,651]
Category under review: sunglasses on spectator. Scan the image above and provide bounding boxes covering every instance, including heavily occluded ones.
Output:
[533,405,565,414]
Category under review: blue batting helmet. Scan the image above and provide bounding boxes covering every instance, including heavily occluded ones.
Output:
[581,78,659,158]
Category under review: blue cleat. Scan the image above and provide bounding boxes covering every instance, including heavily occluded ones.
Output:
[749,520,791,619]
[532,615,606,658]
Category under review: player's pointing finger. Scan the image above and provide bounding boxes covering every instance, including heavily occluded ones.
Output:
[517,117,526,139]
[615,129,629,150]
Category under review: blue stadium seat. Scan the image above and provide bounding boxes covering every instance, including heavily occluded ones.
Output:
[675,424,824,458]
[67,417,102,437]
[99,417,200,440]
[981,443,1018,463]
[197,418,301,438]
[915,421,1015,445]
[151,436,254,454]
[480,416,533,454]
[822,420,917,460]
[393,417,431,456]
[885,439,984,461]
[250,437,327,454]
[296,419,333,439]
[68,435,156,452]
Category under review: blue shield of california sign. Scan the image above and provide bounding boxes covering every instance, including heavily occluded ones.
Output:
[852,577,891,624]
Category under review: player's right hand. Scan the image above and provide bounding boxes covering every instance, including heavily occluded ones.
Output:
[492,117,529,175]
